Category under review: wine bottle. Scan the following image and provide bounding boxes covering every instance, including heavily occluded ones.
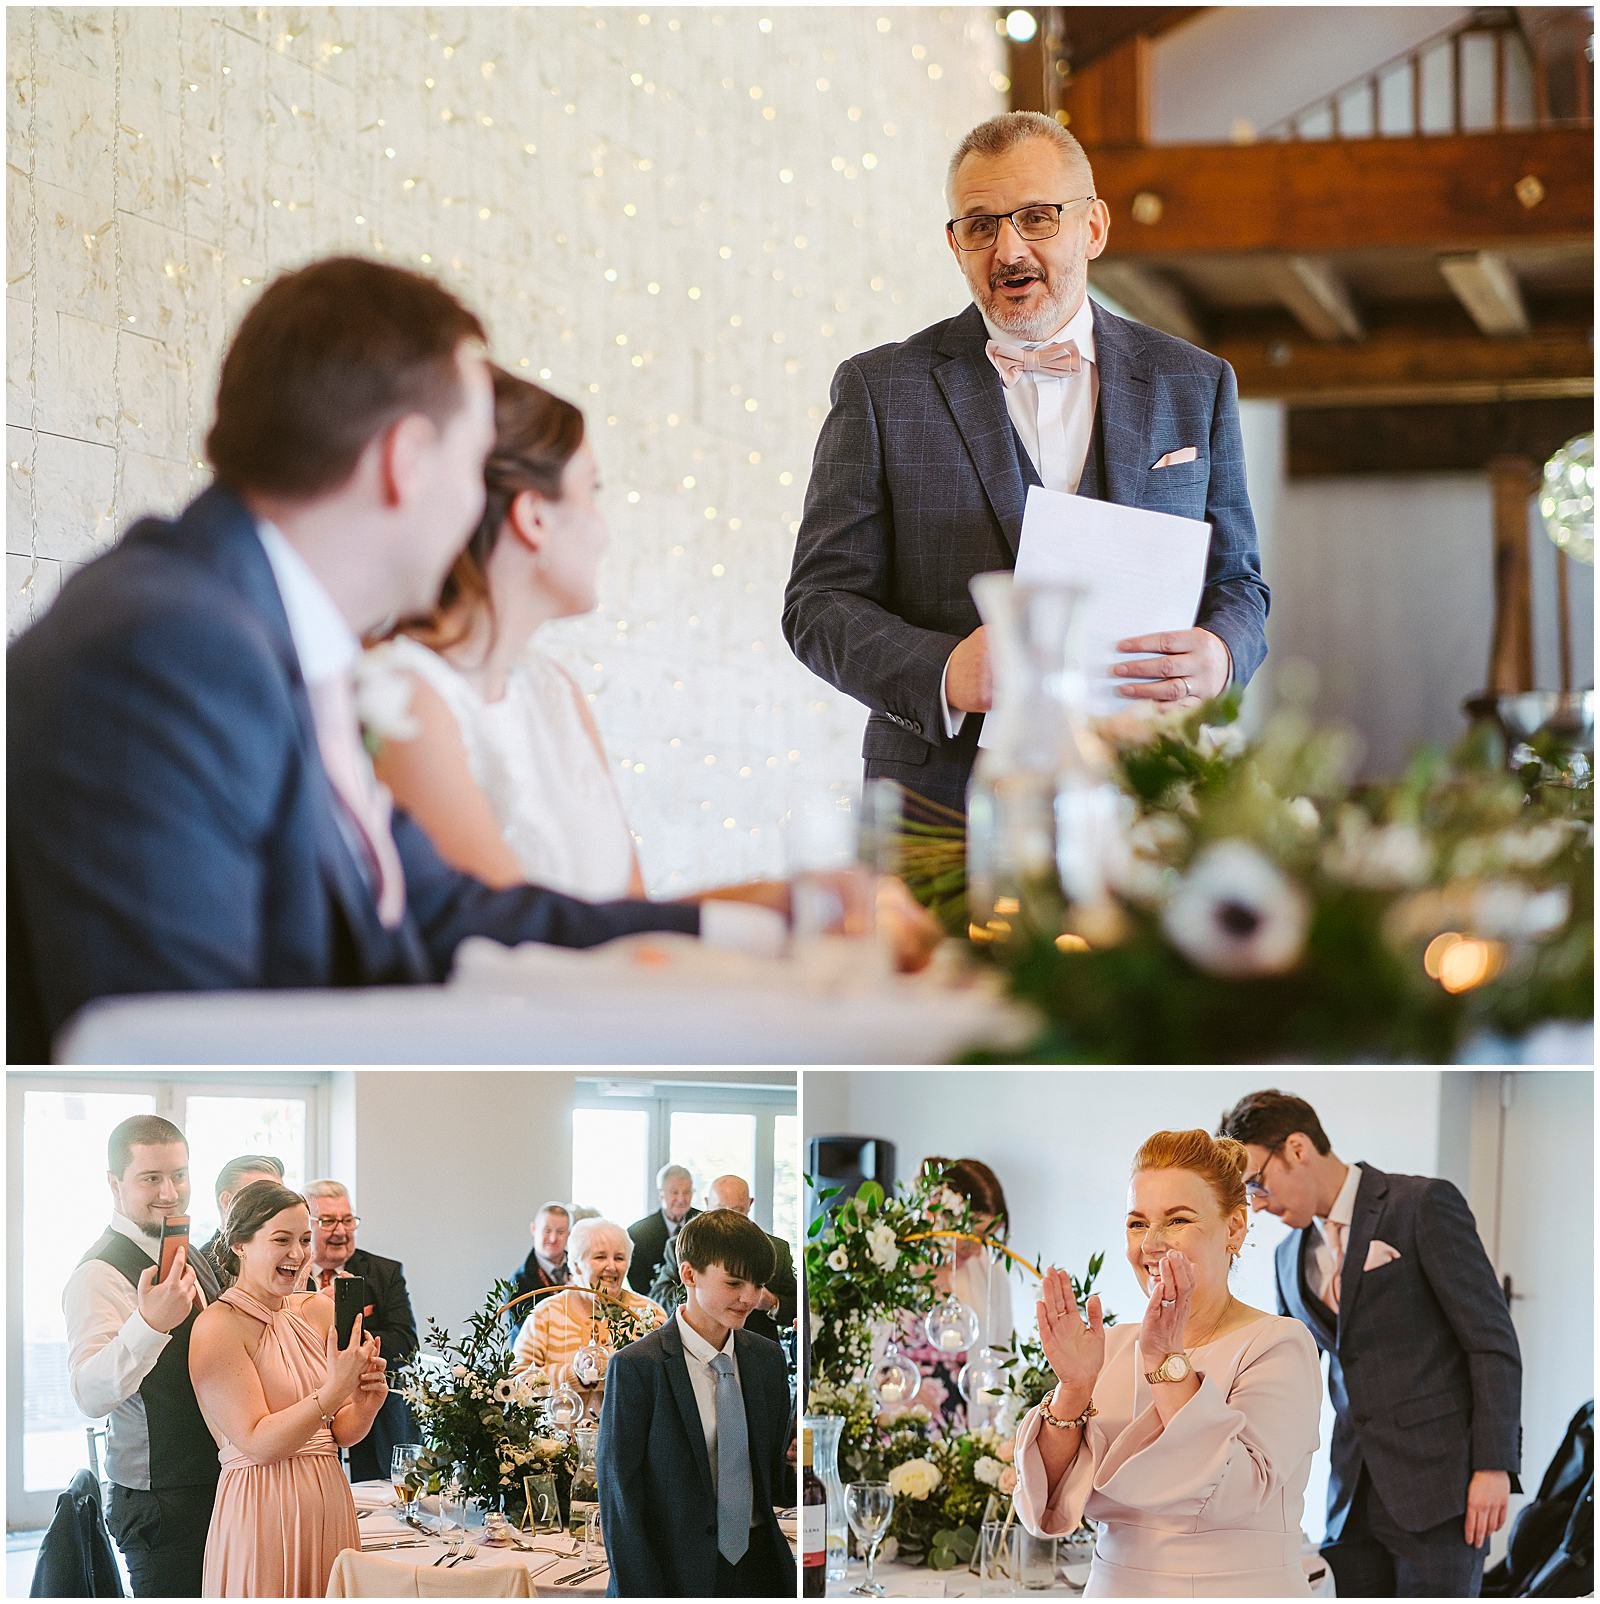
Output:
[802,1426,827,1597]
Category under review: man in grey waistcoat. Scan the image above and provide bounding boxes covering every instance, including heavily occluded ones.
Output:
[1220,1089,1522,1597]
[783,110,1269,816]
[64,1114,222,1596]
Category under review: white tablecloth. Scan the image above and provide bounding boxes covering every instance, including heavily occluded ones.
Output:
[331,1487,606,1598]
[58,947,1027,1064]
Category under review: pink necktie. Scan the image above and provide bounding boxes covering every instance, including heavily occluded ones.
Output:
[986,337,1083,388]
[306,673,407,928]
[1323,1220,1346,1311]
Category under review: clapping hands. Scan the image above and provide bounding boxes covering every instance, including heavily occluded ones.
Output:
[1139,1249,1195,1358]
[1036,1265,1105,1409]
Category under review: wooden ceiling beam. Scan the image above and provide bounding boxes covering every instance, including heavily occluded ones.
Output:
[1261,256,1365,341]
[1088,261,1207,344]
[1436,251,1532,335]
[1090,130,1592,255]
[1214,312,1593,404]
[1287,397,1594,476]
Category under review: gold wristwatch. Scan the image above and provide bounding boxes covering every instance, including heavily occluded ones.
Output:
[1144,1352,1193,1385]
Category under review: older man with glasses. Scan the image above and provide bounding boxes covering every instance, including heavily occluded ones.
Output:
[1219,1089,1522,1599]
[784,109,1268,818]
[301,1178,421,1485]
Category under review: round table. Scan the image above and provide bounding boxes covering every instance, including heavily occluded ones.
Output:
[330,1485,607,1598]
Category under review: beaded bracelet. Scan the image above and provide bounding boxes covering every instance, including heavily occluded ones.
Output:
[1040,1397,1097,1431]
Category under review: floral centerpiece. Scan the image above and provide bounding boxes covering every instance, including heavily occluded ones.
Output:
[895,688,1592,1063]
[395,1280,578,1513]
[807,1166,1109,1568]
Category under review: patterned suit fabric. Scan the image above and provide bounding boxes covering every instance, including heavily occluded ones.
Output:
[783,300,1270,814]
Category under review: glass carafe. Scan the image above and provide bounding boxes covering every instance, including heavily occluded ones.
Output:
[965,573,1120,945]
[802,1413,849,1583]
[569,1424,600,1537]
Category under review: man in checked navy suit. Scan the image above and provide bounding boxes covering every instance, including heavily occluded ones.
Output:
[598,1209,794,1597]
[783,111,1269,815]
[1220,1089,1523,1597]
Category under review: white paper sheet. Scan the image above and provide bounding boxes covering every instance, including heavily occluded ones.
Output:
[978,485,1211,740]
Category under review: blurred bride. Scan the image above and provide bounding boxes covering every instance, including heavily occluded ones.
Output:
[1014,1129,1320,1597]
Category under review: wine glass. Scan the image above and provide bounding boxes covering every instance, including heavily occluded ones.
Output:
[390,1443,423,1521]
[845,1481,894,1597]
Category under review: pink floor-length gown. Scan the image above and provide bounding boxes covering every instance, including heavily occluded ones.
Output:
[1015,1317,1322,1597]
[200,1288,360,1598]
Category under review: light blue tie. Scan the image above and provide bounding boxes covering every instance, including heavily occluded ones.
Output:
[710,1351,752,1564]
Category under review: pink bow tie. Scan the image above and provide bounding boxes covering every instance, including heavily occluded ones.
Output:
[986,338,1083,387]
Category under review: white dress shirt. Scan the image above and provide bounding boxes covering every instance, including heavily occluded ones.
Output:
[941,296,1100,738]
[62,1213,170,1489]
[1310,1161,1363,1303]
[675,1306,759,1526]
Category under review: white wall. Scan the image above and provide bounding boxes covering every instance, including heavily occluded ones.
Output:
[5,5,1006,891]
[804,1069,1591,1559]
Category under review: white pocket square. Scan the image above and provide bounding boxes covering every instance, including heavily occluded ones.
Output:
[1364,1240,1401,1271]
[1151,446,1198,469]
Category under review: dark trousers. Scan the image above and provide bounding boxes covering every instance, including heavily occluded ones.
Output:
[106,1484,215,1598]
[1323,1469,1488,1598]
[713,1525,795,1598]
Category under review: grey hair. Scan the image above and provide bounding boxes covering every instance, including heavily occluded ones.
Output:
[303,1178,350,1202]
[569,1216,632,1269]
[533,1200,570,1223]
[656,1163,693,1191]
[945,111,1094,211]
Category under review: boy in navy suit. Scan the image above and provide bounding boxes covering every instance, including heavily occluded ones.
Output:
[598,1209,795,1597]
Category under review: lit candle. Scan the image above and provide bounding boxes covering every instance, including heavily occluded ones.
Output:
[939,1329,964,1352]
[878,1379,905,1403]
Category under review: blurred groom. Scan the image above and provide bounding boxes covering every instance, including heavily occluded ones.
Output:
[784,111,1269,814]
[1220,1088,1522,1597]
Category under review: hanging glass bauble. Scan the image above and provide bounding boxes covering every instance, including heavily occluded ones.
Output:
[866,1341,922,1409]
[569,1336,611,1387]
[546,1382,584,1429]
[1540,432,1595,565]
[924,1293,981,1356]
[957,1346,1006,1408]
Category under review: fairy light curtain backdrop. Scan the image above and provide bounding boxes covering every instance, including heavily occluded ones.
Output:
[5,6,1008,889]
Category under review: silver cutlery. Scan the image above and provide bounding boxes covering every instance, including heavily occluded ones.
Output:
[556,1561,608,1586]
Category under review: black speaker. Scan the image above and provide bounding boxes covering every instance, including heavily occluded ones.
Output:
[806,1135,895,1225]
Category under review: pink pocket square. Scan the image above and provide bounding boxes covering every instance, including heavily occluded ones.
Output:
[1364,1240,1401,1271]
[1151,446,1198,469]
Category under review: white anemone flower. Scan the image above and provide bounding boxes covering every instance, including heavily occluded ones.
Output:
[827,1247,849,1272]
[1161,841,1311,979]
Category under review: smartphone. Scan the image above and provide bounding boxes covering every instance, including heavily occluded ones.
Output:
[333,1274,368,1348]
[156,1216,190,1283]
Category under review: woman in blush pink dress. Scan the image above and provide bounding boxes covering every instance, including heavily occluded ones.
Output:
[189,1181,388,1597]
[1014,1130,1321,1598]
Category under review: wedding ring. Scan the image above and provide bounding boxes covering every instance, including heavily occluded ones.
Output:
[1160,1298,1176,1307]
[1179,676,1191,699]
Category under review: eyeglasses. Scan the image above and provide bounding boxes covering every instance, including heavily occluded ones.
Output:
[313,1215,360,1229]
[1243,1147,1284,1199]
[946,197,1096,252]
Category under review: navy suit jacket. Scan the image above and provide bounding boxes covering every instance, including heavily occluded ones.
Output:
[596,1317,794,1598]
[1274,1163,1523,1539]
[6,483,700,1061]
[783,299,1270,813]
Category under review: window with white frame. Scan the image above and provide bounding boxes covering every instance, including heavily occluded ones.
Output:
[569,1080,798,1252]
[6,1072,328,1530]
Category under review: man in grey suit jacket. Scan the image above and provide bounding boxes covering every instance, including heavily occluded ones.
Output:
[1220,1090,1522,1597]
[598,1210,795,1597]
[784,111,1269,815]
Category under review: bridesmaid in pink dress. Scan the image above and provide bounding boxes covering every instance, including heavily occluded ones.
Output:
[1015,1130,1321,1598]
[189,1181,388,1597]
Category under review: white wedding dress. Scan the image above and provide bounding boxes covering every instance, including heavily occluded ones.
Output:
[377,634,637,900]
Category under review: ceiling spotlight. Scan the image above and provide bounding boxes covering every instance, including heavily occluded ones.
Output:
[1004,9,1038,43]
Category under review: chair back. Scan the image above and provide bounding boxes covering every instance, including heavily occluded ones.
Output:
[84,1422,110,1500]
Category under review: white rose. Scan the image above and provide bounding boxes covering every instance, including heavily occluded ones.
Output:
[866,1223,901,1272]
[973,1456,1005,1487]
[827,1247,849,1271]
[887,1458,942,1501]
[1196,721,1246,761]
